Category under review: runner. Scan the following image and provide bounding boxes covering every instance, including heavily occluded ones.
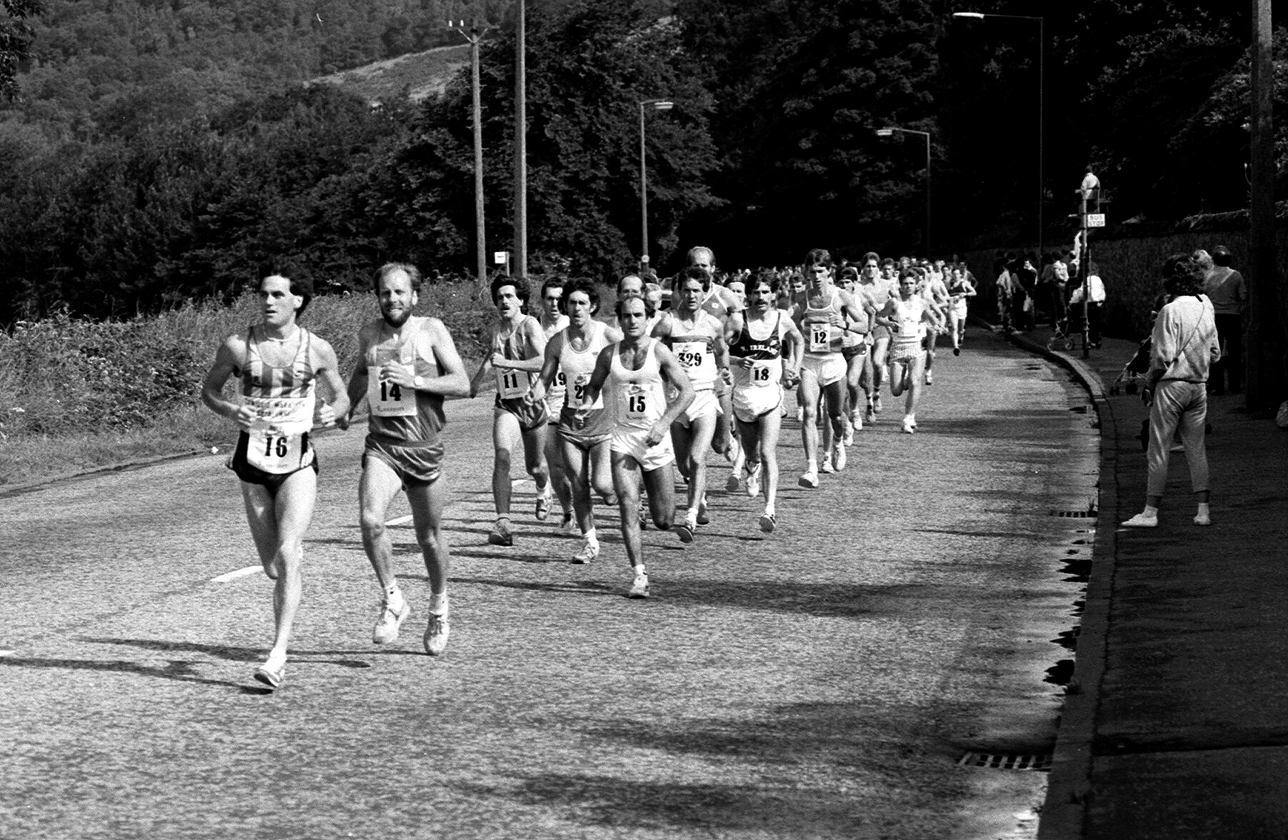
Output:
[835,265,875,445]
[946,265,977,355]
[686,247,742,467]
[877,269,941,433]
[861,255,899,423]
[920,262,951,385]
[468,276,552,547]
[539,279,621,564]
[201,272,349,689]
[538,277,575,534]
[340,262,470,657]
[726,272,803,532]
[792,250,869,487]
[652,266,731,541]
[579,295,695,598]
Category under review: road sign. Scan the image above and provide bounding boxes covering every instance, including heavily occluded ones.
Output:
[1086,213,1106,228]
[493,251,508,264]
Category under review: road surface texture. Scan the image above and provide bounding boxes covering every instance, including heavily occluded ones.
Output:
[1,327,1097,839]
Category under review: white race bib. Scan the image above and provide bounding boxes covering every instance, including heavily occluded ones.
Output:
[367,365,417,417]
[673,340,708,369]
[809,324,830,353]
[750,361,775,387]
[496,367,530,399]
[243,394,313,474]
[624,384,650,422]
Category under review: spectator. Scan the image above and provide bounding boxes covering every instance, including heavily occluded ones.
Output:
[1203,245,1247,394]
[1069,262,1106,346]
[1122,254,1220,529]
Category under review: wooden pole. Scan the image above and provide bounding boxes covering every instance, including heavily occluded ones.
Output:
[1246,0,1280,410]
[513,0,527,280]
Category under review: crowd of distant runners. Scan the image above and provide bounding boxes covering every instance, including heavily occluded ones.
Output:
[202,247,979,689]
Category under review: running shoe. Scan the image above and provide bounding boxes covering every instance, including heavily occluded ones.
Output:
[725,472,741,492]
[925,369,934,385]
[558,512,579,536]
[697,497,710,526]
[850,409,863,432]
[424,610,450,656]
[820,459,834,474]
[758,511,776,533]
[873,394,883,413]
[571,540,599,564]
[487,519,513,546]
[535,489,552,521]
[628,571,650,599]
[1121,511,1158,528]
[372,596,411,644]
[798,468,819,489]
[901,418,915,434]
[832,442,847,471]
[675,515,697,544]
[253,653,286,690]
[1194,512,1211,527]
[842,418,854,447]
[744,462,762,499]
[865,403,877,424]
[953,347,961,356]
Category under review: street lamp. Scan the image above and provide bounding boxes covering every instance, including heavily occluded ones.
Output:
[639,98,674,264]
[952,11,1044,262]
[877,127,932,253]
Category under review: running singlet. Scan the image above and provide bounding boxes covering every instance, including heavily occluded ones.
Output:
[890,296,929,346]
[729,312,785,389]
[238,326,317,474]
[700,284,741,320]
[560,321,611,413]
[663,310,722,391]
[609,340,666,432]
[542,316,569,408]
[363,317,446,444]
[799,290,845,357]
[492,316,541,401]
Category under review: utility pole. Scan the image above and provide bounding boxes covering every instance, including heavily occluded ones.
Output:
[513,0,527,280]
[448,19,490,290]
[1247,0,1280,410]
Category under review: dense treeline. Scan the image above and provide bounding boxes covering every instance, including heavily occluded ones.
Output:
[1,0,1286,324]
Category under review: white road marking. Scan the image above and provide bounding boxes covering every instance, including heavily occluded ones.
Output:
[210,566,261,583]
[0,650,16,658]
[385,515,412,526]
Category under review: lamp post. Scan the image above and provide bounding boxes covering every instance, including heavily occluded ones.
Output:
[513,0,527,279]
[448,19,491,289]
[638,98,674,264]
[952,11,1044,262]
[877,127,932,253]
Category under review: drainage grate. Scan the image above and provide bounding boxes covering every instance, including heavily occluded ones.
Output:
[957,752,1052,772]
[1050,509,1096,518]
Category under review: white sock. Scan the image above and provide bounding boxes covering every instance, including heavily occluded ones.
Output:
[384,584,403,607]
[583,527,598,547]
[1144,504,1159,516]
[1196,503,1210,518]
[633,564,647,577]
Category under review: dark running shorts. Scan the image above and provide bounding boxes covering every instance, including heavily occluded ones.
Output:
[363,434,444,487]
[495,394,549,432]
[227,431,318,496]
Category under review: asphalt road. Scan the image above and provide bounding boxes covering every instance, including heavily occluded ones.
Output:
[0,327,1099,840]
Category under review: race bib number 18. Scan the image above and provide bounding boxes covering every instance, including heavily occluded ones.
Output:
[751,361,774,386]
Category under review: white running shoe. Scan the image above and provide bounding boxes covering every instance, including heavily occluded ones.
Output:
[725,472,741,492]
[253,652,286,690]
[925,369,934,385]
[832,442,847,471]
[820,458,835,475]
[558,512,579,536]
[850,409,863,432]
[424,604,450,656]
[873,394,883,413]
[842,420,854,447]
[1122,511,1158,528]
[373,597,411,644]
[628,571,650,599]
[758,511,776,533]
[798,468,819,489]
[744,462,762,499]
[901,418,915,434]
[571,540,599,564]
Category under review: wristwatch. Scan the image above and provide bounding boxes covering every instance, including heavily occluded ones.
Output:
[413,375,425,389]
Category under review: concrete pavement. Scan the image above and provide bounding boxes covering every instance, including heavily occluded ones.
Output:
[996,323,1288,839]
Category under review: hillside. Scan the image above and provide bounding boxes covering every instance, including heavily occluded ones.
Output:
[307,43,471,104]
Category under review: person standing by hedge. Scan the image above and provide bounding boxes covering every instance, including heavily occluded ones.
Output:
[1122,254,1221,529]
[201,272,350,689]
[1203,245,1248,395]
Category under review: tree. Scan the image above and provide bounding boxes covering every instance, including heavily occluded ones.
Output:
[1,0,43,100]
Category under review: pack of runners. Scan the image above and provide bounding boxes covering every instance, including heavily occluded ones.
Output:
[203,250,975,689]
